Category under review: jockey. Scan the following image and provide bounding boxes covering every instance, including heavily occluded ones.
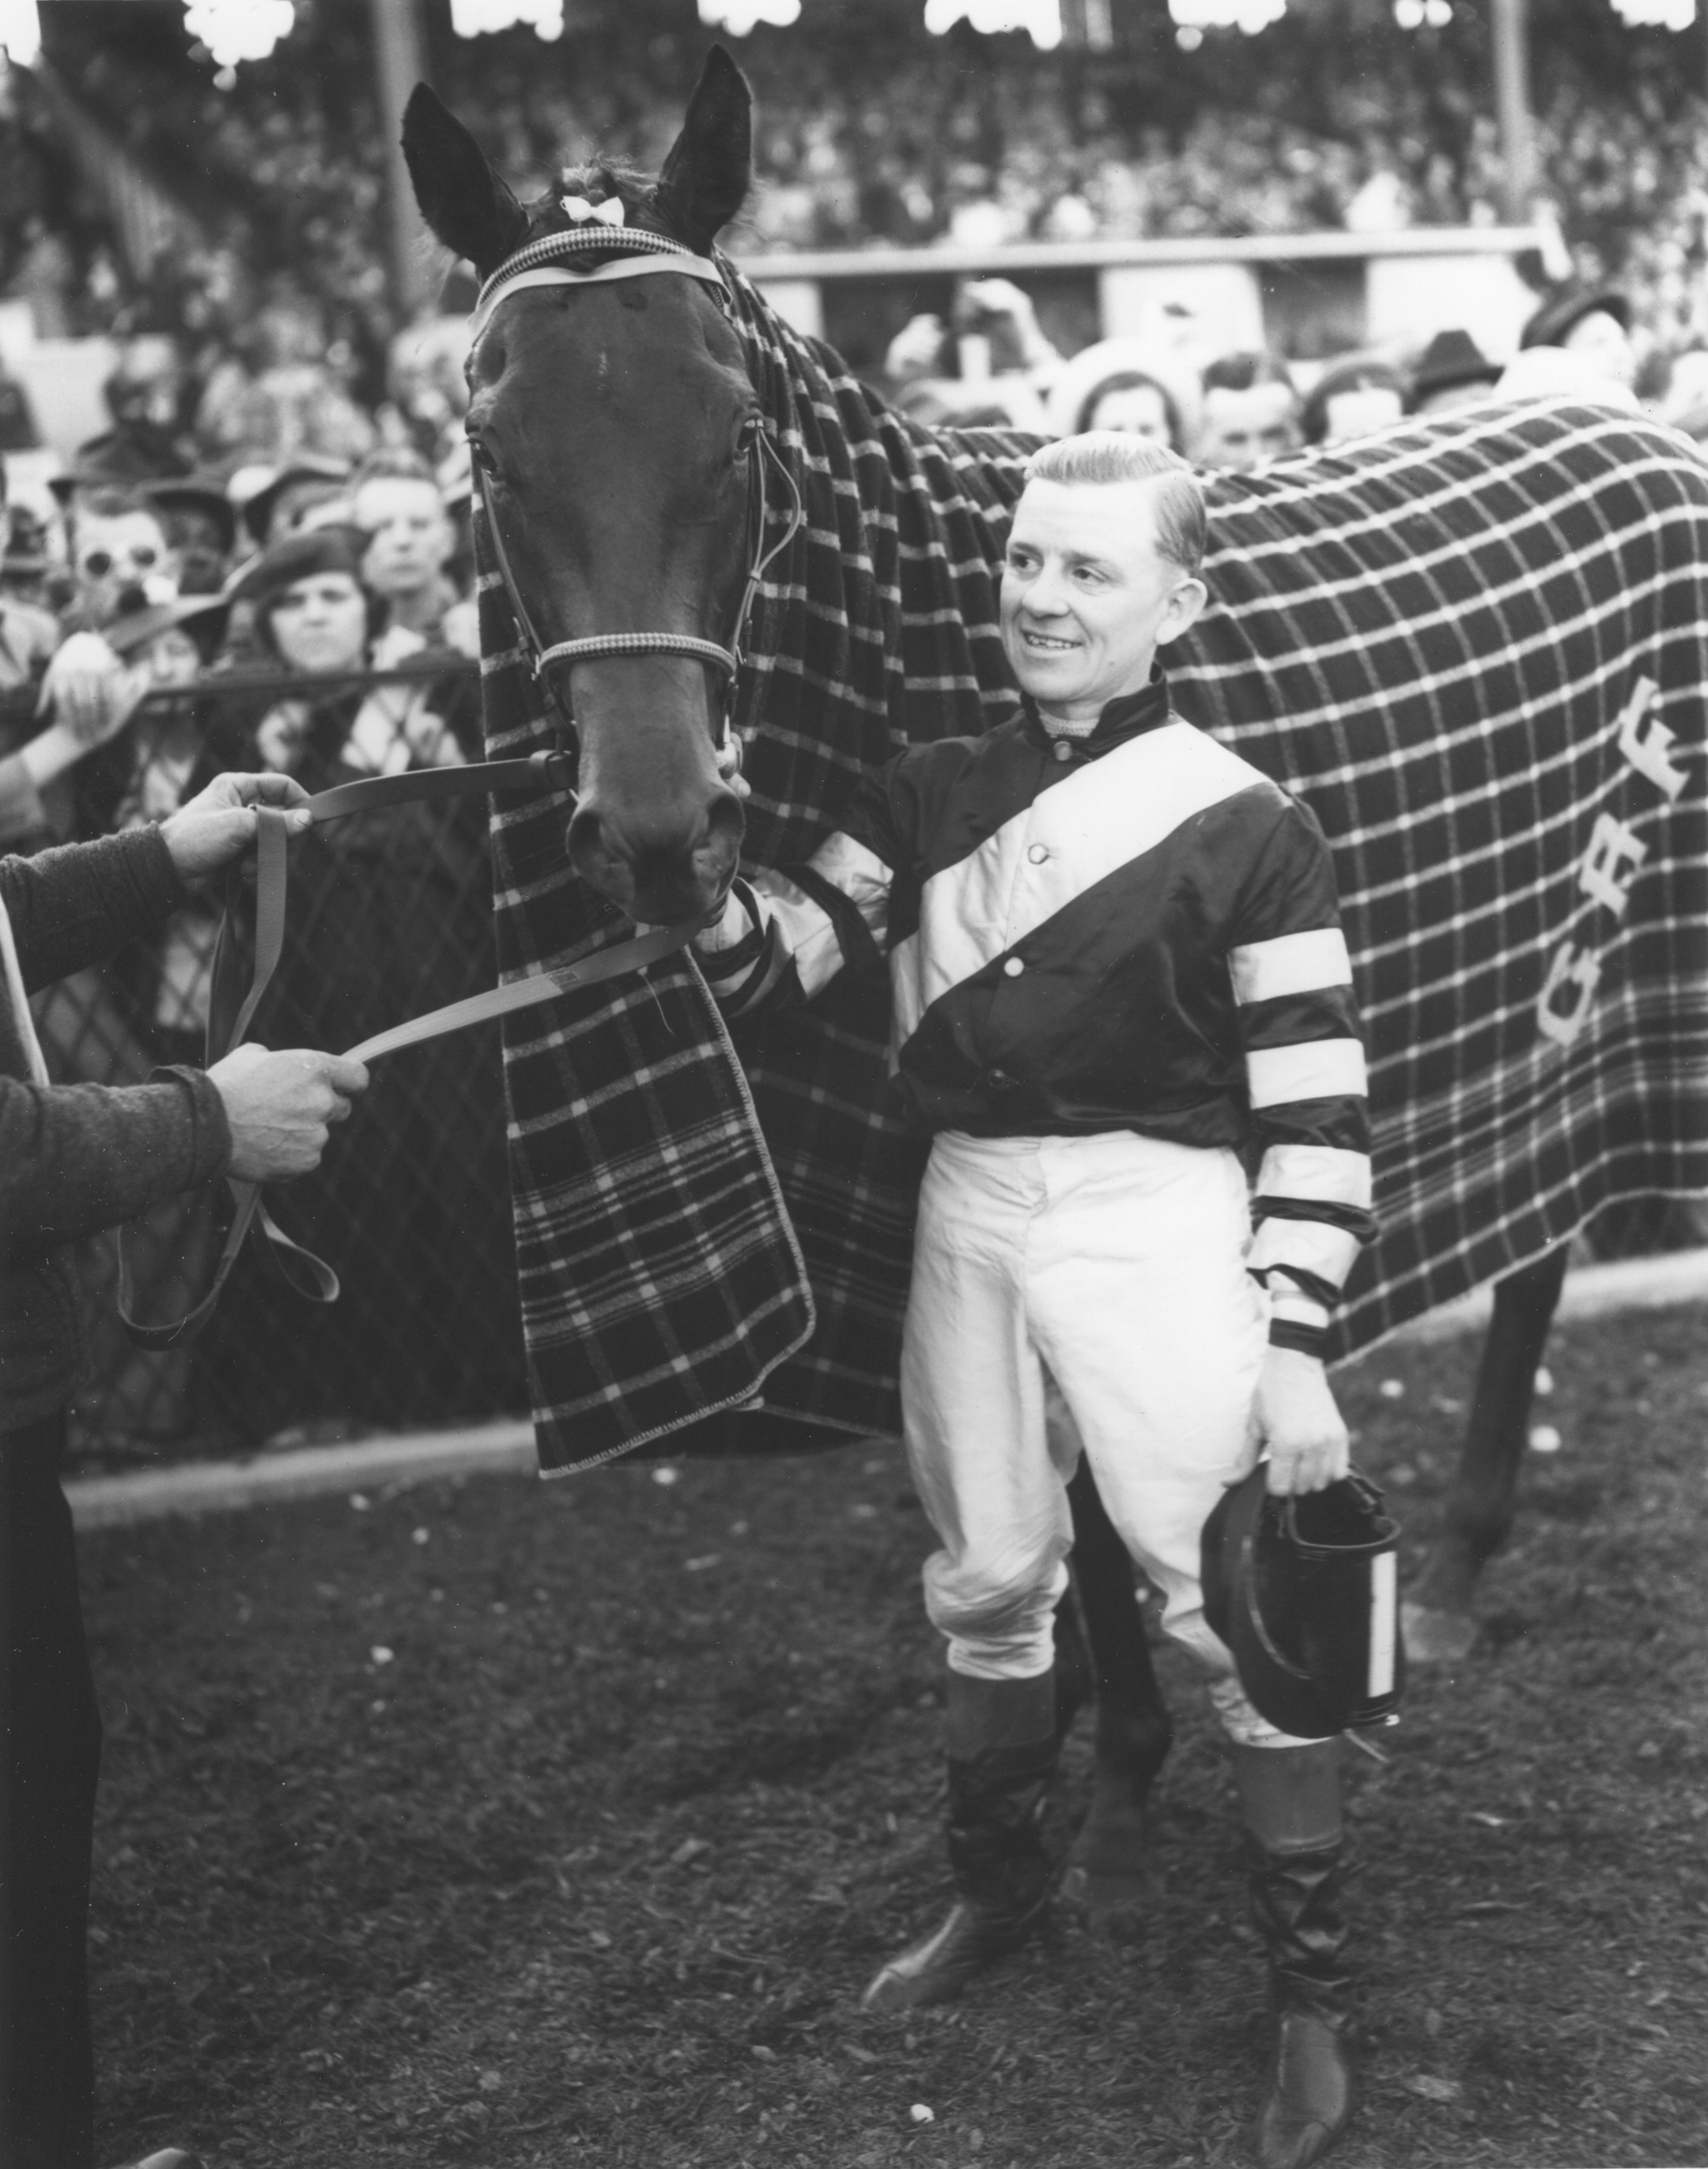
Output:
[693,432,1374,2169]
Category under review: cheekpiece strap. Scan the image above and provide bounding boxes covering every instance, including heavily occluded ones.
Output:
[469,229,726,342]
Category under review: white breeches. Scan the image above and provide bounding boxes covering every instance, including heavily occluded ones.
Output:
[901,1127,1302,1750]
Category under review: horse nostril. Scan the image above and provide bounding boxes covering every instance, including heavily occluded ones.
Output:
[706,785,746,844]
[565,804,605,870]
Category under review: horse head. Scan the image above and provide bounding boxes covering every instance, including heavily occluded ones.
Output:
[402,50,758,926]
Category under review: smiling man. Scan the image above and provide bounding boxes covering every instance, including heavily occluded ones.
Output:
[693,434,1374,2168]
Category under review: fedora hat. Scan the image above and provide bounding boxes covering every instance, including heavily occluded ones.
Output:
[1412,328,1501,402]
[141,473,237,557]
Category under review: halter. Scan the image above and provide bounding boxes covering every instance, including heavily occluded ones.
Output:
[470,222,805,755]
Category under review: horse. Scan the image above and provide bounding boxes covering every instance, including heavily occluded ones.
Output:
[400,47,1708,1889]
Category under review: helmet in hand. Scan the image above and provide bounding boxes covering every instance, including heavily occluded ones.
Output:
[1202,1463,1405,1740]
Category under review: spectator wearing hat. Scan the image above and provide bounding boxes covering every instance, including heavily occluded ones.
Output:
[1299,359,1409,448]
[238,455,353,554]
[232,525,471,784]
[0,591,223,860]
[65,587,239,1441]
[19,577,227,1115]
[1043,338,1191,452]
[1410,329,1502,418]
[56,488,176,638]
[77,589,232,844]
[140,475,237,597]
[28,493,182,822]
[1196,352,1302,473]
[1519,285,1637,391]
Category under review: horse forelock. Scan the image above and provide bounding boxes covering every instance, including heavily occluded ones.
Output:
[515,159,675,251]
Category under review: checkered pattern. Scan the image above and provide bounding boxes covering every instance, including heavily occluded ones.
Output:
[482,263,1708,1469]
[1181,405,1708,1354]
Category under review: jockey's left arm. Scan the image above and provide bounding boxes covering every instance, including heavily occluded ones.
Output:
[1226,796,1377,1496]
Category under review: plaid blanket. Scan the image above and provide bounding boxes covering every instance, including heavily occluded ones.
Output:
[479,270,1708,1471]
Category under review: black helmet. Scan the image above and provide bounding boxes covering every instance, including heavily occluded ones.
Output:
[1202,1464,1405,1740]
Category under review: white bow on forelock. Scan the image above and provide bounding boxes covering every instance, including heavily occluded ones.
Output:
[561,195,625,228]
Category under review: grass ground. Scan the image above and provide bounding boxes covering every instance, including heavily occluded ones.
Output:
[87,1305,1708,2169]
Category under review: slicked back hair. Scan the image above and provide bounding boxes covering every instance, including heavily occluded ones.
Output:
[1024,430,1207,577]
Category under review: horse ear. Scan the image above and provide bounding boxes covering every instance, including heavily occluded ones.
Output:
[654,44,753,254]
[402,84,528,281]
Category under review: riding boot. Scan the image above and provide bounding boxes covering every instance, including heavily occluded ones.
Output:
[1050,1585,1095,1751]
[861,1670,1056,2012]
[1230,1741,1354,2169]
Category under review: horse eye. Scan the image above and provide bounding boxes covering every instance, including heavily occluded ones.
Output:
[735,416,761,455]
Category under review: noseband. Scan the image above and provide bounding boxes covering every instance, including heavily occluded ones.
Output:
[470,224,804,758]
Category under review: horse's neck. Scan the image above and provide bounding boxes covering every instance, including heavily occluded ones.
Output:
[735,282,1027,738]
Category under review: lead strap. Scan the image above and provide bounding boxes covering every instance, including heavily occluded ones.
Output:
[116,767,688,1350]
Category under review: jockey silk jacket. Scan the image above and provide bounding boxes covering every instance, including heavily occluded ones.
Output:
[696,671,1377,1351]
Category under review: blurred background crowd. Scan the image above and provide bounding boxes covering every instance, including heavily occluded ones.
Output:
[6,0,1708,358]
[3,0,1706,1457]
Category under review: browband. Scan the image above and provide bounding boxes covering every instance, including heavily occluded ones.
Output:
[469,232,726,342]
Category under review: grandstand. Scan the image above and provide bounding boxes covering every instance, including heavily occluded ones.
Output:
[2,0,1706,389]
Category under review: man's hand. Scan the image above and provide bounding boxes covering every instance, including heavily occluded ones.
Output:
[38,632,150,747]
[161,772,314,886]
[1238,1346,1351,1497]
[208,1044,370,1182]
[958,278,1056,370]
[884,312,949,385]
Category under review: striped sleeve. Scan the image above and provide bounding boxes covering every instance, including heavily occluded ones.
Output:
[693,830,894,1018]
[1230,796,1376,1357]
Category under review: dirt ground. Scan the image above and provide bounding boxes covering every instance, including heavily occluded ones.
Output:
[85,1305,1708,2169]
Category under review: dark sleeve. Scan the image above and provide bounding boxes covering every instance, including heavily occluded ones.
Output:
[0,1064,231,1264]
[833,749,919,879]
[1227,795,1375,1356]
[693,748,918,1015]
[2,826,187,993]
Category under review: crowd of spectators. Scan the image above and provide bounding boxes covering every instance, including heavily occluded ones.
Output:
[8,2,1708,389]
[0,402,511,1451]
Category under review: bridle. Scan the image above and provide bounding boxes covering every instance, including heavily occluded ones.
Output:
[468,220,805,762]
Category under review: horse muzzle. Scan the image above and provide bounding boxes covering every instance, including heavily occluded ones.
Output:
[565,784,746,928]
